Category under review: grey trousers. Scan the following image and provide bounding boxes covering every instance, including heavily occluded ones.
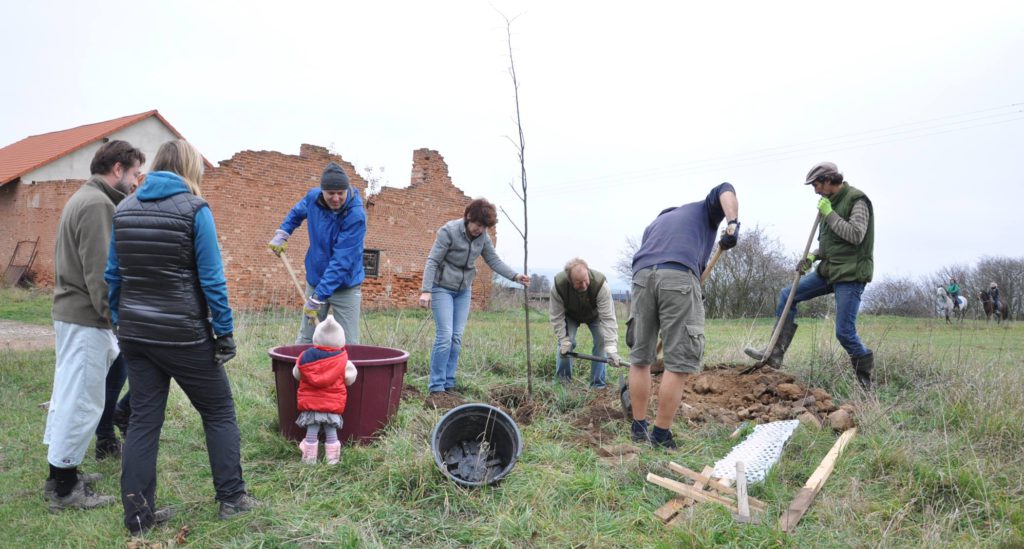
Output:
[297,283,362,345]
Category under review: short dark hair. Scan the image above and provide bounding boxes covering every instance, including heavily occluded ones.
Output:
[464,198,498,227]
[90,140,145,176]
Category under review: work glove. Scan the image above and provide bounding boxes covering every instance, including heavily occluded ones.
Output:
[303,296,323,319]
[214,333,237,367]
[606,349,622,367]
[718,220,740,250]
[267,229,289,256]
[559,339,573,356]
[797,253,816,274]
[817,197,833,217]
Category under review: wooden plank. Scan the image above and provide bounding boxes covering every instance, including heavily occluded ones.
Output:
[647,473,739,514]
[668,462,767,510]
[656,466,714,523]
[654,499,685,522]
[778,428,857,533]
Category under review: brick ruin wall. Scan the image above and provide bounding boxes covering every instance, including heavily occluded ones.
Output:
[0,146,497,310]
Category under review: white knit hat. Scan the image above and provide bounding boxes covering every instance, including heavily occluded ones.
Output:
[312,316,346,348]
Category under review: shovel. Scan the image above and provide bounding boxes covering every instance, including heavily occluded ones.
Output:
[740,212,822,375]
[566,351,629,367]
[278,251,309,302]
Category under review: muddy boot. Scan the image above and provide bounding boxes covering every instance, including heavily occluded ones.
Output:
[852,351,874,390]
[743,322,798,367]
[48,480,116,513]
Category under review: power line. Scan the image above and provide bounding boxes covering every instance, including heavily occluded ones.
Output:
[531,103,1024,197]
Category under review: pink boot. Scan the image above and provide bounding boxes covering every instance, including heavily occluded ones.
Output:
[298,440,318,464]
[324,441,342,465]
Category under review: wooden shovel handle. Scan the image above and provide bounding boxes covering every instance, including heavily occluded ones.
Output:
[761,212,822,363]
[279,252,308,302]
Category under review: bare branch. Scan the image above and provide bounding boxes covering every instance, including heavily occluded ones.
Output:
[499,206,525,239]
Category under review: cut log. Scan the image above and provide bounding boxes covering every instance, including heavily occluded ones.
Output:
[779,427,857,533]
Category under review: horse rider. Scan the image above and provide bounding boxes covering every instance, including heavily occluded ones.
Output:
[946,277,961,310]
[988,282,1001,313]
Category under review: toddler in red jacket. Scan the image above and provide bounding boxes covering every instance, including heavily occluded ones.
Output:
[292,316,357,464]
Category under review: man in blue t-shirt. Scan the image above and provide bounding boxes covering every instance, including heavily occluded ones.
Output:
[626,183,739,449]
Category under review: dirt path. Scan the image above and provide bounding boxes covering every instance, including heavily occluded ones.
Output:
[0,319,54,351]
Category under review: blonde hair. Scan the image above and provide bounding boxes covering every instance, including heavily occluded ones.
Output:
[150,140,204,196]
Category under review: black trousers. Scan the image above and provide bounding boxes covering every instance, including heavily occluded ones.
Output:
[120,339,246,531]
[95,353,130,439]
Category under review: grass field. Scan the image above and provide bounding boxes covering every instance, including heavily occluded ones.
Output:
[1,289,1022,547]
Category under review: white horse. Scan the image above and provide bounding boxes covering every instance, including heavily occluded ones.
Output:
[935,287,967,323]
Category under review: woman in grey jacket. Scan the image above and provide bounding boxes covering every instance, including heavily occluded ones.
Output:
[418,199,529,395]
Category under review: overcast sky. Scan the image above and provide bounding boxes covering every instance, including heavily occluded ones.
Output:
[3,1,1022,289]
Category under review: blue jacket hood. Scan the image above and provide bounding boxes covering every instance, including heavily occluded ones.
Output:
[137,171,191,201]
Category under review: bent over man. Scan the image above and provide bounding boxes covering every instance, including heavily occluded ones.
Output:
[628,182,739,448]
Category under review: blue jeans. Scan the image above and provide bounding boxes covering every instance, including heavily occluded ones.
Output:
[428,287,472,393]
[555,318,607,388]
[776,270,869,358]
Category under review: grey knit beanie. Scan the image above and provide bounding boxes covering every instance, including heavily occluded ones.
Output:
[320,162,350,191]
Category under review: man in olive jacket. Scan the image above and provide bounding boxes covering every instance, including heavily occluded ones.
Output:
[44,141,144,511]
[745,161,876,389]
[550,258,620,388]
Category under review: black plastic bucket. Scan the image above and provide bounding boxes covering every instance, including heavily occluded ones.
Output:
[430,403,524,487]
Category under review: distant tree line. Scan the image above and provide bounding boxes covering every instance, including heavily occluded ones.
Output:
[863,256,1023,320]
[611,228,1021,321]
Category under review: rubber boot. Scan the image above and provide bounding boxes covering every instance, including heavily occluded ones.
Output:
[298,440,318,464]
[852,351,874,390]
[743,322,798,367]
[324,441,342,465]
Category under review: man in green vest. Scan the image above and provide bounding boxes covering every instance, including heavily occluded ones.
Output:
[550,258,620,388]
[744,161,876,389]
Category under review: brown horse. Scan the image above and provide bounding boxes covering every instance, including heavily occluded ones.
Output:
[979,291,1009,323]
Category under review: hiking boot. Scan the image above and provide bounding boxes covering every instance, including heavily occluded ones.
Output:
[650,426,678,450]
[95,436,122,460]
[324,441,342,465]
[128,507,175,537]
[48,480,115,512]
[218,493,260,520]
[744,322,798,367]
[298,440,318,464]
[44,472,103,501]
[852,351,874,391]
[630,419,650,443]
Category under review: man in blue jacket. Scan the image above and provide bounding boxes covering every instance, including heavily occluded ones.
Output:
[268,162,366,344]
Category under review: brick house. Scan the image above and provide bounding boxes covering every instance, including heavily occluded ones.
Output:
[0,112,497,309]
[0,111,187,286]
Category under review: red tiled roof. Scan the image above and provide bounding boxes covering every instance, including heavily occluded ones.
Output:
[0,110,188,185]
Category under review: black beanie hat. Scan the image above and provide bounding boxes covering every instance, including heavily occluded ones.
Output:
[320,162,350,191]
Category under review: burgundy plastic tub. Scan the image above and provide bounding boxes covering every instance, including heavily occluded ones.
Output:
[268,344,409,444]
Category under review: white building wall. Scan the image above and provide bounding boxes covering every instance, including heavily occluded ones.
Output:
[23,117,179,183]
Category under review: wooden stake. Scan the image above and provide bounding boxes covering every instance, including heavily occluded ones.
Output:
[778,427,857,533]
[656,465,714,523]
[667,462,767,510]
[732,461,760,524]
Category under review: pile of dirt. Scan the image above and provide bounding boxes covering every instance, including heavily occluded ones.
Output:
[576,364,840,444]
[422,390,465,410]
[488,385,536,425]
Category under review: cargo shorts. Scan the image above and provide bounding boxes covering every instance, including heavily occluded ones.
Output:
[627,266,705,374]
